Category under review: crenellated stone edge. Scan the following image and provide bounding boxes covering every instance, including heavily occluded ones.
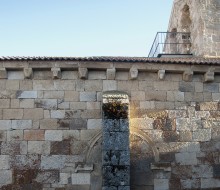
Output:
[0,61,220,82]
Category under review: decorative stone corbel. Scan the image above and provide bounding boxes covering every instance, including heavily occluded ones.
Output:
[204,71,214,82]
[107,68,116,80]
[78,67,88,79]
[24,68,33,79]
[51,68,61,79]
[183,70,193,81]
[129,67,138,80]
[158,70,165,80]
[0,68,7,79]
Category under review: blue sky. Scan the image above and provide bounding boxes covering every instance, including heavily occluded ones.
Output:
[0,0,173,57]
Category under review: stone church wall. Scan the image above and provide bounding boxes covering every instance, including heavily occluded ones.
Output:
[0,61,219,189]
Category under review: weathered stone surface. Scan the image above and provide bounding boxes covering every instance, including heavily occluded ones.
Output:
[10,154,40,169]
[7,130,23,141]
[87,119,102,129]
[20,99,34,108]
[24,68,33,79]
[103,132,129,151]
[12,120,32,129]
[54,80,75,90]
[103,166,130,186]
[33,80,54,90]
[16,90,37,99]
[71,173,90,185]
[45,130,63,141]
[103,80,117,91]
[79,68,88,79]
[85,80,102,91]
[154,179,169,190]
[51,68,61,79]
[175,152,197,165]
[64,91,79,101]
[3,109,23,119]
[23,108,44,120]
[103,151,130,166]
[0,170,12,185]
[106,68,116,80]
[0,155,10,170]
[80,92,96,102]
[0,120,12,130]
[0,68,7,79]
[35,99,57,109]
[28,141,50,155]
[24,130,45,140]
[201,178,220,188]
[192,129,211,142]
[167,91,184,101]
[40,119,58,129]
[35,170,59,184]
[129,67,138,80]
[51,110,65,119]
[51,141,70,155]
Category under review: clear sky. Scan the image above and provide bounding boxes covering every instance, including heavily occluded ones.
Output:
[0,0,173,57]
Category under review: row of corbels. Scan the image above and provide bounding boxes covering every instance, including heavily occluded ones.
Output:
[0,67,215,82]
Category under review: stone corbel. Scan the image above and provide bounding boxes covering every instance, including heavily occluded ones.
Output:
[24,68,33,79]
[75,163,94,173]
[204,71,214,82]
[183,70,193,81]
[79,67,88,79]
[158,70,165,80]
[51,68,61,79]
[129,67,138,80]
[0,68,7,79]
[107,68,116,80]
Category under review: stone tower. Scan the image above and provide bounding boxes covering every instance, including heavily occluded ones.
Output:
[168,0,220,57]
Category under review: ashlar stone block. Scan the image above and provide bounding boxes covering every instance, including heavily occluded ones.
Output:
[12,120,32,129]
[154,179,169,190]
[175,152,197,165]
[16,90,37,99]
[0,155,10,169]
[0,170,12,185]
[72,173,90,185]
[45,130,63,141]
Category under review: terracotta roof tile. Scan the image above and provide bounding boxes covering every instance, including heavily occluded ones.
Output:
[0,56,220,65]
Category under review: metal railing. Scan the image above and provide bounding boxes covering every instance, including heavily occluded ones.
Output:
[148,32,191,58]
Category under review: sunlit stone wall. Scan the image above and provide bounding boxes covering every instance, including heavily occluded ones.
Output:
[0,60,219,189]
[168,0,220,57]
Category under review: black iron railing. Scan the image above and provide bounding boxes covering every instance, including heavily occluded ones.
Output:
[148,32,191,58]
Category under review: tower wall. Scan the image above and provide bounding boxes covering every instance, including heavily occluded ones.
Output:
[168,0,220,57]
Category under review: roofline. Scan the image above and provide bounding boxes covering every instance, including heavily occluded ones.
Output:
[0,56,220,65]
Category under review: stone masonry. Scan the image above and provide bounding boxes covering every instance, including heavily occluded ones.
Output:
[102,92,130,190]
[0,58,219,190]
[168,0,220,57]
